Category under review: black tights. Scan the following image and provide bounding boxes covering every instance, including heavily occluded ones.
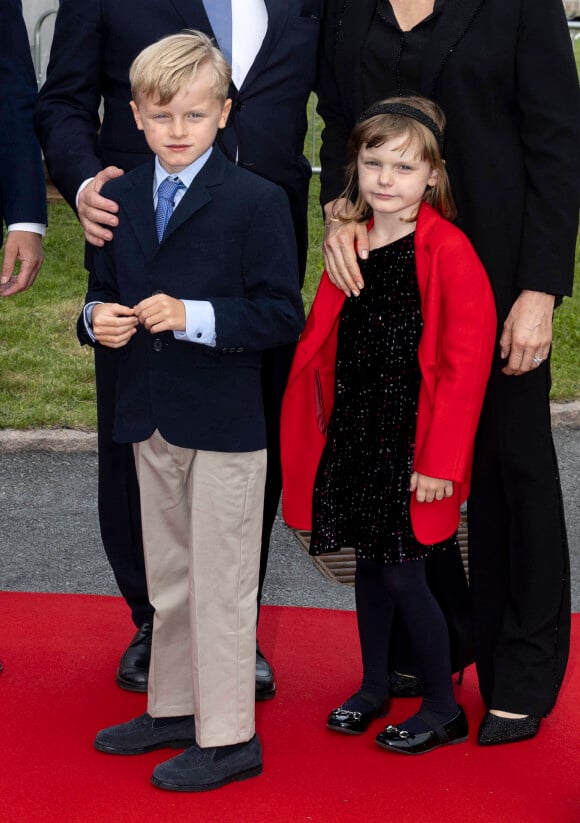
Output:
[346,556,458,726]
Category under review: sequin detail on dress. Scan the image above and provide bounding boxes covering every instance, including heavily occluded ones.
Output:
[310,233,456,564]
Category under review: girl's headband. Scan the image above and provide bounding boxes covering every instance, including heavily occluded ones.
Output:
[358,102,444,153]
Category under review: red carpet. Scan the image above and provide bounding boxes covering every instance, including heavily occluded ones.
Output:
[1,592,578,823]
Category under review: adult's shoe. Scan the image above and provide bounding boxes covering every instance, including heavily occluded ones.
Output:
[376,706,468,755]
[94,712,196,755]
[116,622,152,692]
[327,694,391,735]
[151,735,262,792]
[255,645,276,701]
[478,712,540,746]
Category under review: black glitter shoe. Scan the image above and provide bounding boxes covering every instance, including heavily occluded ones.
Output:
[389,671,425,698]
[478,712,541,746]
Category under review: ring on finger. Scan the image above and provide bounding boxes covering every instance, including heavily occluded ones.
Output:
[532,356,543,365]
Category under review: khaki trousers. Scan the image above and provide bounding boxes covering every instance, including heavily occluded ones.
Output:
[133,429,267,747]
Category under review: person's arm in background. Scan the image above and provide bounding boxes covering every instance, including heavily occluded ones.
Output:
[316,0,368,296]
[500,0,580,376]
[0,0,46,296]
[34,0,123,247]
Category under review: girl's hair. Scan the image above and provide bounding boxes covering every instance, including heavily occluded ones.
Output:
[130,30,231,105]
[337,95,456,223]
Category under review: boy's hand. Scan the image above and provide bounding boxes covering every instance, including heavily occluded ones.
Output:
[410,472,454,503]
[134,293,186,334]
[92,303,137,348]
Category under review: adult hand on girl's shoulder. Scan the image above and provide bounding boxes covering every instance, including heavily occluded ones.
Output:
[499,290,555,376]
[410,472,454,503]
[323,199,369,297]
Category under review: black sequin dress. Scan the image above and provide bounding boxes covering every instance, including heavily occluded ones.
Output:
[310,233,456,565]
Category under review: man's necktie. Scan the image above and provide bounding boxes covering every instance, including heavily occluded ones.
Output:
[202,0,233,65]
[155,177,184,242]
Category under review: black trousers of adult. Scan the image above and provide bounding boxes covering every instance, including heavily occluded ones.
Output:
[93,341,295,630]
[467,356,571,717]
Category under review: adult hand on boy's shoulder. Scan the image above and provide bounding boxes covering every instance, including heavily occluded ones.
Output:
[92,302,138,348]
[134,293,186,334]
[79,167,125,247]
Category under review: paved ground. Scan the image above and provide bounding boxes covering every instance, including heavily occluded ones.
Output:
[0,408,578,612]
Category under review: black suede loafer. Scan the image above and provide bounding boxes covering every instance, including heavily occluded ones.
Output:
[94,712,196,755]
[116,622,152,693]
[327,695,391,735]
[478,712,541,746]
[151,734,262,792]
[376,706,468,755]
[255,646,276,701]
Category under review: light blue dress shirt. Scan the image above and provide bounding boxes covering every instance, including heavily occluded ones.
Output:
[84,148,216,346]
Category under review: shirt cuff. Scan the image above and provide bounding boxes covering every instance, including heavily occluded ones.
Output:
[83,301,102,343]
[174,300,216,346]
[76,177,95,209]
[7,223,46,236]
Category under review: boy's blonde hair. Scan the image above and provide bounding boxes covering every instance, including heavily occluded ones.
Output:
[338,95,456,223]
[130,30,231,105]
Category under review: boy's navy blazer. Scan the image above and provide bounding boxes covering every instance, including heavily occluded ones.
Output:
[86,147,305,453]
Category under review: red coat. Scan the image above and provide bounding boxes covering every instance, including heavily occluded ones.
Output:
[280,203,497,545]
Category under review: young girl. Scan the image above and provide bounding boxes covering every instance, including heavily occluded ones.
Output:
[281,97,496,755]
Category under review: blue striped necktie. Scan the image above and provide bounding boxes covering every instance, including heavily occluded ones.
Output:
[155,177,184,241]
[202,0,233,64]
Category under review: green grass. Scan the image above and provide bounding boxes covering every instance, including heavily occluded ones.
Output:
[1,77,579,429]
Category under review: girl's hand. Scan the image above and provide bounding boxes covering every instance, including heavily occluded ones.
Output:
[410,472,454,503]
[323,198,369,297]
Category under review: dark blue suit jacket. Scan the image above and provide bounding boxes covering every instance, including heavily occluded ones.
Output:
[0,0,47,246]
[86,148,305,451]
[35,0,322,279]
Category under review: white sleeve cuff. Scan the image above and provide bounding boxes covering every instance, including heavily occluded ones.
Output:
[174,300,216,346]
[7,223,46,236]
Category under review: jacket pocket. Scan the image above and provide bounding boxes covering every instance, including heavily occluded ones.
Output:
[314,368,328,435]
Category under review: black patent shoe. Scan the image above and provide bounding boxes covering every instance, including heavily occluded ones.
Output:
[116,622,152,693]
[376,706,468,755]
[255,645,276,701]
[478,712,540,746]
[327,693,391,735]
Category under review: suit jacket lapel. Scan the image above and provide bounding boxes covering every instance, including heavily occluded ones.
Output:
[168,0,212,32]
[237,0,288,91]
[121,161,158,261]
[162,147,227,243]
[420,0,488,96]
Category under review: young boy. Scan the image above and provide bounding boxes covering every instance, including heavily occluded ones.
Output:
[85,31,304,792]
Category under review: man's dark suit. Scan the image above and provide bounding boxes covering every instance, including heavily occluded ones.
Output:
[35,1,321,643]
[0,0,47,245]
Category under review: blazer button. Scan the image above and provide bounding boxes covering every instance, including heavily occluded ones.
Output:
[153,338,163,352]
